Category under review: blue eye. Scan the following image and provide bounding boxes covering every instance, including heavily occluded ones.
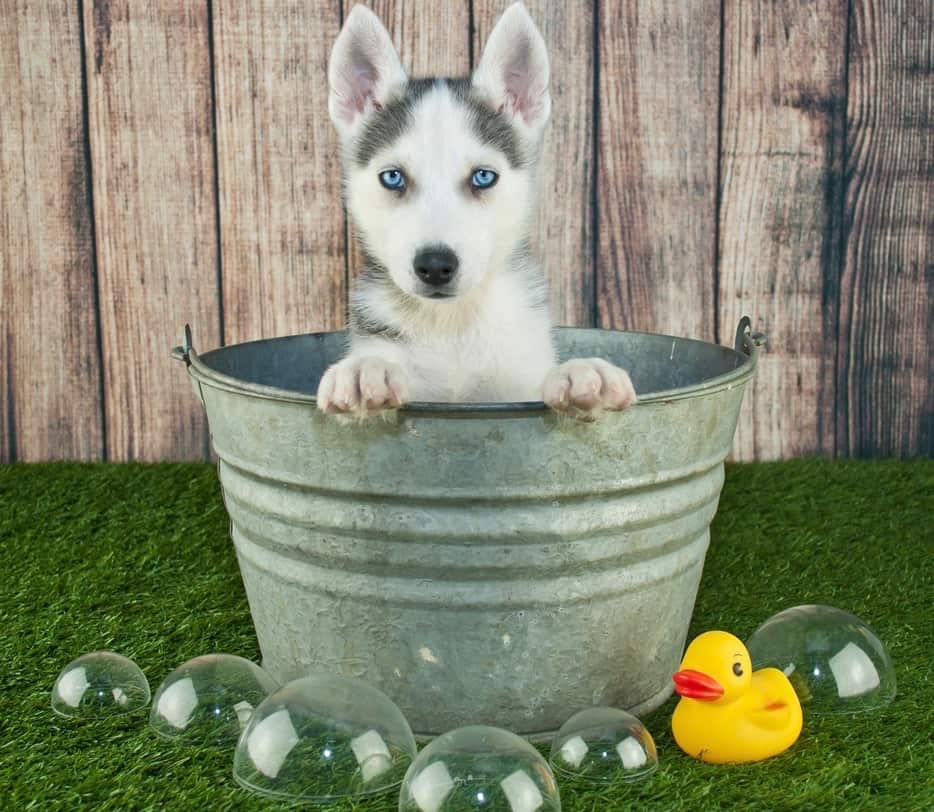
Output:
[471,168,498,190]
[379,169,406,190]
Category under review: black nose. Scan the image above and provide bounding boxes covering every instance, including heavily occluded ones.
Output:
[413,247,459,287]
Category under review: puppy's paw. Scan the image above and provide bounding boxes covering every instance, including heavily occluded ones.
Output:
[317,357,409,416]
[543,358,636,419]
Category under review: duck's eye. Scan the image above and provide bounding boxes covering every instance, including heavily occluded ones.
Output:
[470,168,498,190]
[379,169,406,190]
[732,662,744,677]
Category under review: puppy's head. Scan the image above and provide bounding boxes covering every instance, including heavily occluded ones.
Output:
[328,3,550,302]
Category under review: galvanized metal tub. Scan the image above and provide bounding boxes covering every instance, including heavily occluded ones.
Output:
[173,318,762,737]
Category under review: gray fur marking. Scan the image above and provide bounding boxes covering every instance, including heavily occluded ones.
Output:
[348,306,406,342]
[447,78,525,169]
[354,78,523,168]
[349,253,407,342]
[507,238,550,312]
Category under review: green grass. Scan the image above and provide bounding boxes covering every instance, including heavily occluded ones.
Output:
[1,460,932,811]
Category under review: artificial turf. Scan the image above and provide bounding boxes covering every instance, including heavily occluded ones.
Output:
[0,459,931,811]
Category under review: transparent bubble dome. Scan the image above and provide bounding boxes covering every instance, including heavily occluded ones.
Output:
[149,654,279,744]
[747,604,896,714]
[51,652,150,719]
[399,725,561,812]
[233,674,416,802]
[549,707,657,784]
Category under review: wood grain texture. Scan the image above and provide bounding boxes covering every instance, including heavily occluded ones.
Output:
[474,0,594,327]
[838,0,932,457]
[83,0,220,460]
[718,0,848,460]
[353,0,470,77]
[214,1,346,343]
[343,1,471,283]
[0,1,104,461]
[596,0,720,340]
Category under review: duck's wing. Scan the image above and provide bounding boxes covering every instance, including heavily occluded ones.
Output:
[750,698,793,729]
[750,669,798,729]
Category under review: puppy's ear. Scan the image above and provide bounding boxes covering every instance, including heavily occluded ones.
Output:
[328,5,407,140]
[472,3,550,135]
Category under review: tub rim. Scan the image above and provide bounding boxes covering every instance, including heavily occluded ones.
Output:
[173,317,765,413]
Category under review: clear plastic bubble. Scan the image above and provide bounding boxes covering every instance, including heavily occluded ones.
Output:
[149,654,279,744]
[233,674,416,802]
[399,725,561,812]
[51,651,151,719]
[549,707,657,784]
[747,604,896,714]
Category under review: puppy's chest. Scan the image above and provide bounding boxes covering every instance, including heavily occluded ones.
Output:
[406,321,552,402]
[409,342,496,400]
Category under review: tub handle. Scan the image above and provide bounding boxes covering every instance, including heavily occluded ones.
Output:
[170,324,194,367]
[171,324,207,407]
[734,316,767,357]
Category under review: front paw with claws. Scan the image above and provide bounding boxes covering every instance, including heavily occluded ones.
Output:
[543,358,636,419]
[317,357,409,415]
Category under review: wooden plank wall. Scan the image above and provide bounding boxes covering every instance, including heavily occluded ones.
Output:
[718,0,849,459]
[839,0,932,457]
[0,0,930,462]
[597,0,720,343]
[214,1,345,345]
[1,1,104,461]
[83,0,221,461]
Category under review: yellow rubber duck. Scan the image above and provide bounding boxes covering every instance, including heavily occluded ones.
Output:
[672,630,803,763]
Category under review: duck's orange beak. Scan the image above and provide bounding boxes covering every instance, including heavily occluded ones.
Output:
[673,669,725,700]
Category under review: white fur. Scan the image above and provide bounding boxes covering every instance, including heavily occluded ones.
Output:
[347,270,555,404]
[346,83,534,301]
[318,3,636,418]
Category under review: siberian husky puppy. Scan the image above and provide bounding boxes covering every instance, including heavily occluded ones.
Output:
[318,2,636,418]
